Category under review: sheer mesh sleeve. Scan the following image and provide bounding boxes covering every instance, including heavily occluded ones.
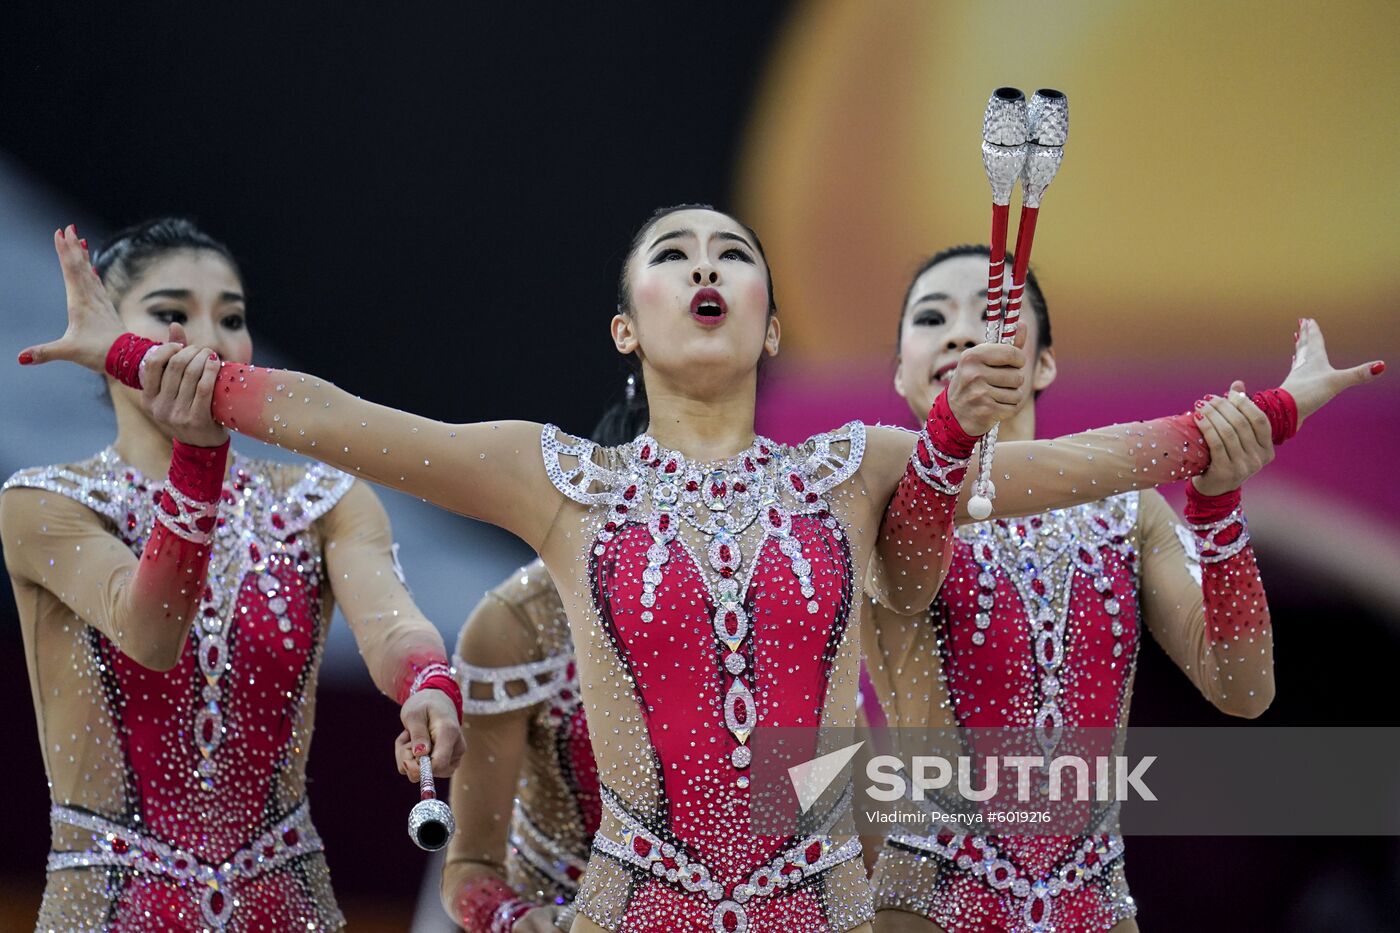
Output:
[87,326,565,546]
[866,398,1222,615]
[315,480,450,702]
[126,347,565,548]
[1136,488,1275,718]
[440,593,542,930]
[0,442,227,671]
[967,411,1210,522]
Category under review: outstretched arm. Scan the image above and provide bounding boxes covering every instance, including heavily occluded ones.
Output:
[961,320,1382,523]
[22,228,563,551]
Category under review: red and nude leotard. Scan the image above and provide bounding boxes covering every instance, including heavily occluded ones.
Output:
[94,332,1276,932]
[864,394,1293,933]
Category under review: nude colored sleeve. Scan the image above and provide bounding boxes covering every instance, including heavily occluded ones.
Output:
[317,480,451,703]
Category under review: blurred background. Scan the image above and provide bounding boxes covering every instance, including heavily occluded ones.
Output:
[1,1,1397,929]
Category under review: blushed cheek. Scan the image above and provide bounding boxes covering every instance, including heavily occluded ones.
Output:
[631,274,676,318]
[742,276,769,314]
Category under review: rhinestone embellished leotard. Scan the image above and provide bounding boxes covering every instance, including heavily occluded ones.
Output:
[94,332,1248,932]
[865,484,1276,933]
[3,448,455,932]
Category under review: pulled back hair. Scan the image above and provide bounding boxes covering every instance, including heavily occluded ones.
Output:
[602,204,778,444]
[896,244,1051,354]
[94,217,242,306]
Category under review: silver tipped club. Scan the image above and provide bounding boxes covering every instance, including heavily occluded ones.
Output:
[1022,89,1069,208]
[981,87,1030,206]
[407,755,456,851]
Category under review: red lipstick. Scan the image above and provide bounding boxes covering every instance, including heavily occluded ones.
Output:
[689,287,728,327]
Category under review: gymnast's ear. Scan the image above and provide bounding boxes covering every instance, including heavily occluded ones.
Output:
[611,311,639,355]
[1032,345,1057,393]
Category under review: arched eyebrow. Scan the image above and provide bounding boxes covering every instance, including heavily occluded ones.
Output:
[647,229,756,252]
[141,288,245,303]
[648,229,693,250]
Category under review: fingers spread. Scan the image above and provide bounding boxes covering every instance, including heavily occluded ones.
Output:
[1300,317,1330,367]
[1347,360,1386,385]
[18,341,62,366]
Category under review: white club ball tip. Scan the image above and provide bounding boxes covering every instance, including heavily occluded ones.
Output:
[968,495,994,521]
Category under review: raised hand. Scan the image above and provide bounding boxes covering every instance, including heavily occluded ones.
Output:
[945,321,1030,436]
[1192,382,1275,496]
[17,227,124,373]
[1281,317,1385,426]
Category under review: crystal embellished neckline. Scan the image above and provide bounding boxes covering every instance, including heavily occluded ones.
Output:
[626,432,780,539]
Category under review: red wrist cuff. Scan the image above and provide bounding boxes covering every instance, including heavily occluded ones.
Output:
[928,390,979,460]
[106,333,160,389]
[1185,483,1241,525]
[168,440,230,504]
[1250,388,1298,446]
[456,876,515,932]
[417,674,464,722]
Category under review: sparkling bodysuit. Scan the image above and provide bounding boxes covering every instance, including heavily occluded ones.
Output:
[542,424,888,933]
[866,486,1274,933]
[93,333,1251,932]
[4,446,452,932]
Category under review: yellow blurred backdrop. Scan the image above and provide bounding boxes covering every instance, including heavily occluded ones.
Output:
[738,0,1400,368]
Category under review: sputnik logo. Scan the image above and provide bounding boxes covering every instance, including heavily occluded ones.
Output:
[788,741,864,813]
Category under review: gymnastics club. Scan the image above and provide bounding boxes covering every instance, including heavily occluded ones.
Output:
[968,87,1030,520]
[1002,89,1069,351]
[407,754,456,851]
